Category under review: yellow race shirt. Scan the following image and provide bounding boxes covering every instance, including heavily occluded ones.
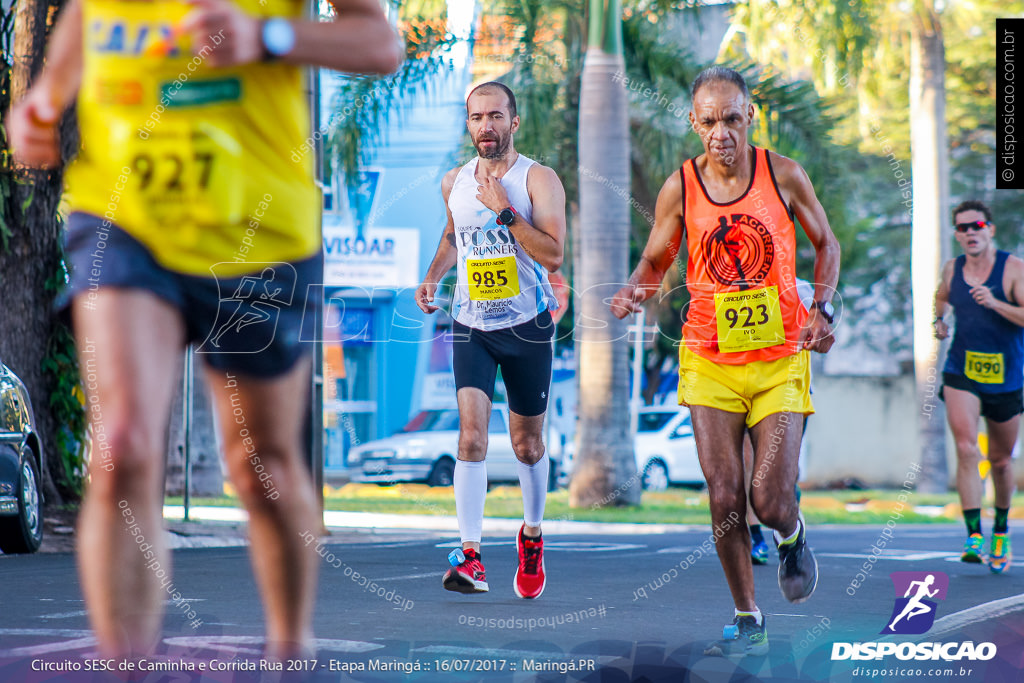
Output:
[65,0,320,276]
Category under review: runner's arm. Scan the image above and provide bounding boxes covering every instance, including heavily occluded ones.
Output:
[609,171,684,319]
[292,0,403,72]
[183,0,402,73]
[933,260,954,339]
[973,255,1024,327]
[773,155,840,305]
[773,153,839,352]
[32,0,84,106]
[415,168,460,314]
[6,0,83,167]
[507,165,566,272]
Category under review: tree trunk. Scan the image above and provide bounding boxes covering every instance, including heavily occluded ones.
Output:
[2,0,75,505]
[569,0,638,508]
[910,3,950,493]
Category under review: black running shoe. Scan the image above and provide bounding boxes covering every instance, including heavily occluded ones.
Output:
[777,519,818,603]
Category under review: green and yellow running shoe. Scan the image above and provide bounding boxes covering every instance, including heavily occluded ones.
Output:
[961,533,984,563]
[988,533,1011,574]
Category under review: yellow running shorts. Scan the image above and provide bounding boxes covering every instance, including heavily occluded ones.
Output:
[678,346,815,428]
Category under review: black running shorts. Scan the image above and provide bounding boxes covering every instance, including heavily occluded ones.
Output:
[61,212,321,378]
[940,372,1024,423]
[452,310,554,417]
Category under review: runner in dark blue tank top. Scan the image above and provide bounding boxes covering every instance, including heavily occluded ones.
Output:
[935,200,1024,575]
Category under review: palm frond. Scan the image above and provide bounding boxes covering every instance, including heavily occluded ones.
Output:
[324,19,457,187]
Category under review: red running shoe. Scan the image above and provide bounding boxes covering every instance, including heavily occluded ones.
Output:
[514,524,546,599]
[443,548,488,593]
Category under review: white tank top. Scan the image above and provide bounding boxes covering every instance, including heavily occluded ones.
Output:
[448,153,557,330]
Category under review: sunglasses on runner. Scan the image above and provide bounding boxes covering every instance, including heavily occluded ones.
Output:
[955,220,991,233]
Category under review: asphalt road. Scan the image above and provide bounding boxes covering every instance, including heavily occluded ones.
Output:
[0,523,1022,683]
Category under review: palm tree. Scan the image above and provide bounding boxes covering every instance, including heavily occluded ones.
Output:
[568,0,639,507]
[908,0,950,493]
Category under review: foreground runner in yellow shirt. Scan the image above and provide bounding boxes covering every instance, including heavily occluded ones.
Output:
[8,0,401,659]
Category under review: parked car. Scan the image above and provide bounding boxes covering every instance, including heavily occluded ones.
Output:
[348,407,559,489]
[634,407,705,491]
[0,361,44,553]
[555,407,704,491]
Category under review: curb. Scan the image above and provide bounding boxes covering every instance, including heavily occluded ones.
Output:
[162,505,705,546]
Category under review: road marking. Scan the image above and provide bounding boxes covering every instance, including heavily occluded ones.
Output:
[359,541,435,549]
[0,637,97,658]
[39,611,89,620]
[436,541,645,553]
[367,572,438,582]
[163,635,384,655]
[924,593,1024,639]
[412,644,613,661]
[818,551,957,561]
[0,628,92,638]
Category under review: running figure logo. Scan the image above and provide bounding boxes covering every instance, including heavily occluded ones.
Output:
[701,213,775,289]
[200,263,296,354]
[881,571,949,635]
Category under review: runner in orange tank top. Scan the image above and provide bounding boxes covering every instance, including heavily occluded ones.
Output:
[611,66,840,657]
[680,145,805,364]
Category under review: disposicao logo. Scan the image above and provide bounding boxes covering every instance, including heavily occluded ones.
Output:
[831,571,997,662]
[882,571,948,635]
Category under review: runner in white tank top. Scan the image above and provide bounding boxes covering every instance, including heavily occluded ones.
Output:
[415,82,567,600]
[447,153,558,330]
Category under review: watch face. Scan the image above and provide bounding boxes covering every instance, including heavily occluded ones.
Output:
[498,209,515,225]
[264,18,296,56]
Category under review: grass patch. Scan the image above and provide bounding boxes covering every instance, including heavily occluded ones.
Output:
[159,485,1024,526]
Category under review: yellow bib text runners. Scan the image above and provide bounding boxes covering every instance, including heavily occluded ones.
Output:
[65,0,319,277]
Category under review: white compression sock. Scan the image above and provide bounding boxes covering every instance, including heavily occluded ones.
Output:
[517,454,549,529]
[775,517,803,546]
[454,459,487,544]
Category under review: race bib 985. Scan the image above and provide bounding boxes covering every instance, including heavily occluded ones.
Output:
[467,256,520,301]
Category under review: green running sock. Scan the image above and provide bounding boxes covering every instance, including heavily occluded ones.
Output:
[963,508,982,537]
[994,507,1010,534]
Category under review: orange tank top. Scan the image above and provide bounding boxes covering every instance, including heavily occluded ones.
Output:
[680,147,806,364]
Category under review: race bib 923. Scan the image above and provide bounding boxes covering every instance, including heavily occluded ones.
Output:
[714,285,785,353]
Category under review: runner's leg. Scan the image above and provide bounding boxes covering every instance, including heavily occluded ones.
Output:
[690,406,753,611]
[509,411,547,536]
[206,359,318,659]
[986,414,1020,513]
[748,412,804,538]
[945,387,984,533]
[456,387,492,554]
[74,290,185,657]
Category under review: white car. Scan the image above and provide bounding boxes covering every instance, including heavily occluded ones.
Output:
[558,407,704,491]
[347,408,560,488]
[634,407,705,491]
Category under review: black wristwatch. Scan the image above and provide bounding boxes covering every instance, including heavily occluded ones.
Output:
[496,206,518,226]
[811,300,835,325]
